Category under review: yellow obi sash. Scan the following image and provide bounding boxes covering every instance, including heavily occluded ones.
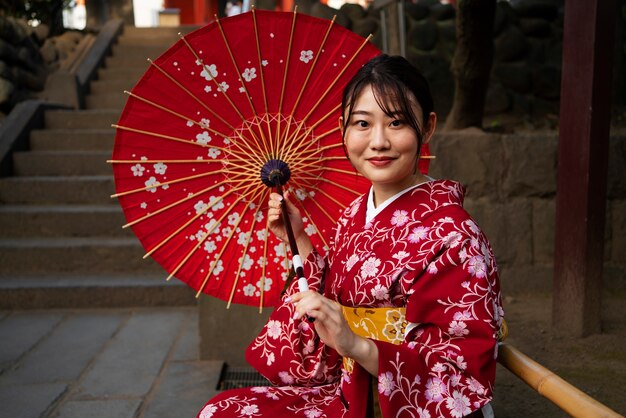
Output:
[341,306,408,372]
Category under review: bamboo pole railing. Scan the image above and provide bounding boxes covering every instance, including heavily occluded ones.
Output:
[497,343,624,418]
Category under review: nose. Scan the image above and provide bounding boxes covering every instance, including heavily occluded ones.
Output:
[369,125,389,150]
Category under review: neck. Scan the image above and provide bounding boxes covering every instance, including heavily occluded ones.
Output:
[372,173,429,207]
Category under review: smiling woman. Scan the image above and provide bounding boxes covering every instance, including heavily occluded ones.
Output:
[197,54,503,418]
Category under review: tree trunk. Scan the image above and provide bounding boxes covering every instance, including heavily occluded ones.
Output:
[443,0,496,131]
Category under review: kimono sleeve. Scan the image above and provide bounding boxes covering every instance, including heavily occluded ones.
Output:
[372,222,503,418]
[245,250,343,387]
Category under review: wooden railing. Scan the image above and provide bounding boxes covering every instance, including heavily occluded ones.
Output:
[498,343,623,418]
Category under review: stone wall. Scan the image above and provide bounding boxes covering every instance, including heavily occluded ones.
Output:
[295,0,626,129]
[429,129,626,294]
[0,17,87,116]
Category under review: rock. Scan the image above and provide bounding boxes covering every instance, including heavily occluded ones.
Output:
[532,65,560,100]
[339,3,365,22]
[407,18,438,51]
[494,25,528,62]
[405,3,430,21]
[11,66,44,91]
[310,3,351,29]
[40,39,58,65]
[519,17,552,37]
[494,62,532,94]
[254,0,276,10]
[33,24,50,44]
[493,2,518,37]
[429,3,455,21]
[0,76,14,104]
[510,0,559,20]
[352,17,379,39]
[485,82,512,115]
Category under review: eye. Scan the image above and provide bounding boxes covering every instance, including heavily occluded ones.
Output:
[390,119,404,127]
[354,120,369,128]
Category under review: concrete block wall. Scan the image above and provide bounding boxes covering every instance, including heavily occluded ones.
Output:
[429,130,626,294]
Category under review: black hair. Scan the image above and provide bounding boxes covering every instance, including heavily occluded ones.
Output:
[341,54,434,154]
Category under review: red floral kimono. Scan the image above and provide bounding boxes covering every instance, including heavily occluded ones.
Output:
[198,180,503,418]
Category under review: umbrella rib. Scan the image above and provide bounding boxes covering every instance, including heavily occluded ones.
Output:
[275,9,299,156]
[113,123,266,169]
[111,170,217,198]
[258,214,272,313]
[120,175,251,229]
[148,59,268,167]
[148,60,237,132]
[288,15,336,122]
[122,90,229,140]
[225,189,266,308]
[144,189,239,258]
[193,186,266,294]
[167,183,259,288]
[290,191,331,251]
[251,9,269,115]
[296,174,363,197]
[301,34,374,124]
[290,177,348,222]
[179,32,270,159]
[108,159,222,164]
[281,104,341,163]
[278,104,341,166]
[251,9,275,159]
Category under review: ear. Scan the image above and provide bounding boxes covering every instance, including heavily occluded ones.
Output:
[338,116,344,134]
[421,112,437,145]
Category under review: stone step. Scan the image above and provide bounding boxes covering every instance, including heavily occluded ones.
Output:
[90,79,137,95]
[13,151,112,176]
[105,54,157,68]
[30,129,115,151]
[0,205,130,238]
[86,93,130,110]
[45,109,120,129]
[119,26,198,43]
[111,44,172,59]
[96,67,147,82]
[0,175,116,205]
[0,238,162,275]
[0,275,197,309]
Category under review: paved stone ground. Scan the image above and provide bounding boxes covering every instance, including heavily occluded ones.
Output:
[1,294,624,418]
[0,307,221,418]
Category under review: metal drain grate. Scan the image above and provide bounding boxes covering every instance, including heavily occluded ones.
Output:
[218,366,272,390]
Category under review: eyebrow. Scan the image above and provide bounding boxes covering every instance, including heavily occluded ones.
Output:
[350,109,403,117]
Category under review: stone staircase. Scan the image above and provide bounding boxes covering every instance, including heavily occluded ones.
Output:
[0,26,199,309]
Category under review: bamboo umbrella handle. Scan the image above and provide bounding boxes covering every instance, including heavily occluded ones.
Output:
[497,343,623,418]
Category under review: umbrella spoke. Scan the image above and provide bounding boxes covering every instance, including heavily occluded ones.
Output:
[120,91,239,146]
[251,9,274,158]
[112,170,216,198]
[225,188,267,308]
[291,196,331,251]
[149,59,236,131]
[295,174,363,199]
[275,13,335,156]
[179,34,270,159]
[167,184,259,286]
[145,190,236,258]
[298,35,374,133]
[192,186,267,295]
[120,174,252,228]
[113,125,265,170]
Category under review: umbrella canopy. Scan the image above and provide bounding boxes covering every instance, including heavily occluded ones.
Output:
[110,9,385,310]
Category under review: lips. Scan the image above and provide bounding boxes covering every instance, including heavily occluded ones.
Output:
[367,156,396,167]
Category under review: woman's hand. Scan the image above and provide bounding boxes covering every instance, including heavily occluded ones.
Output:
[267,192,313,259]
[289,291,379,375]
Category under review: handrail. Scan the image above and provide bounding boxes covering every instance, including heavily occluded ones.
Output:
[0,100,69,176]
[498,343,623,418]
[39,19,124,109]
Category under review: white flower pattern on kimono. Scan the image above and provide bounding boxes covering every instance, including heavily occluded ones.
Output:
[446,391,472,418]
[378,371,395,396]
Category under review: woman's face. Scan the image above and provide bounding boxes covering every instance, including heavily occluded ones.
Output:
[343,84,430,204]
